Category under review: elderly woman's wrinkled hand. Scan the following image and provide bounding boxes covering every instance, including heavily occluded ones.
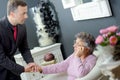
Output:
[74,46,85,57]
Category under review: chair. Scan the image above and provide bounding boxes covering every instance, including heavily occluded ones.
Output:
[41,46,110,80]
[100,61,120,80]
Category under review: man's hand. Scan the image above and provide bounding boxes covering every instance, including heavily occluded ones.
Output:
[24,62,40,72]
[38,66,42,73]
[28,62,40,72]
[24,63,34,72]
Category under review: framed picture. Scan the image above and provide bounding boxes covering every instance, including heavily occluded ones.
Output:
[61,0,83,9]
[71,0,112,21]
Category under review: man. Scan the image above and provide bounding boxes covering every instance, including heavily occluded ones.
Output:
[0,0,39,80]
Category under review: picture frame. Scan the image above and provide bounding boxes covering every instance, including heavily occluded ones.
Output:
[61,0,83,9]
[71,0,112,21]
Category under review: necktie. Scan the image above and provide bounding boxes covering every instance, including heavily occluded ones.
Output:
[13,26,17,41]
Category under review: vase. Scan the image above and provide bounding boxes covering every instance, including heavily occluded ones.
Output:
[97,45,120,80]
[97,45,115,64]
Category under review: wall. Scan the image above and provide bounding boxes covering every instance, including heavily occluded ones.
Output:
[0,0,120,58]
[49,0,120,58]
[0,0,7,18]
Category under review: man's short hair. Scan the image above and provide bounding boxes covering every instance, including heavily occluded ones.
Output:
[7,0,27,15]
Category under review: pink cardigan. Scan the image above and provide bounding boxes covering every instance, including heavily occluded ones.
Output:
[42,54,97,80]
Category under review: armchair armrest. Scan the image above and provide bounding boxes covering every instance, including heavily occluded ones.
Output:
[75,63,102,80]
[100,61,120,80]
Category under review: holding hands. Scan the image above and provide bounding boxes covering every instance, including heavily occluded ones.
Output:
[24,62,42,73]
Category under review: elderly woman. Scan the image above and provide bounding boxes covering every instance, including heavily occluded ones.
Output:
[39,32,97,80]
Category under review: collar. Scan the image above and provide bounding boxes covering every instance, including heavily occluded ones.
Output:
[5,16,18,31]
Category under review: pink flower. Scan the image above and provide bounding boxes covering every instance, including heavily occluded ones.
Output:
[96,25,120,46]
[116,32,120,36]
[100,29,108,34]
[109,36,118,46]
[95,35,104,44]
[106,25,118,32]
[103,33,108,38]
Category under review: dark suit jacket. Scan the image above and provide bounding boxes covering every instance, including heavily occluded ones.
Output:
[0,17,34,79]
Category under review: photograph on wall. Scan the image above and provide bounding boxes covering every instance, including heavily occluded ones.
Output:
[61,0,83,9]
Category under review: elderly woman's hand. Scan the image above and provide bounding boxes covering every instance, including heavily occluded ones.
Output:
[74,46,86,57]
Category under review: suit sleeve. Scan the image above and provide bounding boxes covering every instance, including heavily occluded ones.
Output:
[0,23,25,75]
[18,25,34,63]
[0,41,24,75]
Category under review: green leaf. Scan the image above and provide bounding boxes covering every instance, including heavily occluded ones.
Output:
[100,42,108,46]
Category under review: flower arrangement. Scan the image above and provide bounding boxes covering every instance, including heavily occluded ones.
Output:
[30,0,59,47]
[95,25,120,61]
[95,25,120,46]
